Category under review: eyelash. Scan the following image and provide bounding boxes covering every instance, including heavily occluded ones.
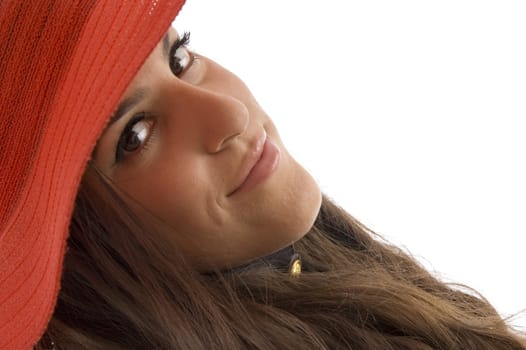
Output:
[114,32,194,165]
[172,31,191,53]
[169,31,192,74]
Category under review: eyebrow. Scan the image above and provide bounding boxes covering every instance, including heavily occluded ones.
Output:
[163,32,170,59]
[107,86,150,127]
[106,32,170,128]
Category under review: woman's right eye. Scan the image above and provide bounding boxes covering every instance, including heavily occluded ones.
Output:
[112,32,194,164]
[115,113,153,163]
[169,32,193,76]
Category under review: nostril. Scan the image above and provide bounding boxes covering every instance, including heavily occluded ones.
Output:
[216,132,241,152]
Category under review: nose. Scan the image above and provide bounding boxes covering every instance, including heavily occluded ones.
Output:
[201,90,249,153]
[169,84,249,153]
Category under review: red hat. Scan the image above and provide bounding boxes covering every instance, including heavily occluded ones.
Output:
[0,0,186,348]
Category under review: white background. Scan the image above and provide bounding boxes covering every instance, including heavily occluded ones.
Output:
[175,1,526,329]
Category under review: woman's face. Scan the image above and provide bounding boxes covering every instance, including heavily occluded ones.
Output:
[93,28,321,270]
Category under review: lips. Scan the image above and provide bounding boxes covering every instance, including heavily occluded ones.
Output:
[227,130,280,196]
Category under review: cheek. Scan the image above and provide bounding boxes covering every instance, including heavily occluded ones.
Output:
[118,156,217,231]
[199,57,256,106]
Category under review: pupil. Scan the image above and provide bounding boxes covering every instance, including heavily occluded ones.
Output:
[173,58,183,74]
[124,132,141,152]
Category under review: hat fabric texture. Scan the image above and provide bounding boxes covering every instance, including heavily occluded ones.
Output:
[0,0,186,348]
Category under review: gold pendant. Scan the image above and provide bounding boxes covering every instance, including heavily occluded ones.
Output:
[288,253,302,277]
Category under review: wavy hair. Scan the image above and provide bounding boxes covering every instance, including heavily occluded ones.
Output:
[37,165,526,349]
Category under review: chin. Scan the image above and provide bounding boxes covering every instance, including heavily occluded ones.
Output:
[283,158,322,241]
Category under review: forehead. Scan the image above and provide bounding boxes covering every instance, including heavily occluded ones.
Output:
[119,27,178,95]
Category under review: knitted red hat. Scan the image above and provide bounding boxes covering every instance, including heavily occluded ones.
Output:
[0,1,185,348]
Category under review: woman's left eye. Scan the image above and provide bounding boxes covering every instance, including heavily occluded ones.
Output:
[169,32,193,76]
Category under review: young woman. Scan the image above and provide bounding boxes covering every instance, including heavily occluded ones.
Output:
[1,0,524,349]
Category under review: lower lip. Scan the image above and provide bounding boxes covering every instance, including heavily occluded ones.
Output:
[231,138,280,196]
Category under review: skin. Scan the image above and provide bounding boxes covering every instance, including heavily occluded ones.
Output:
[93,28,321,270]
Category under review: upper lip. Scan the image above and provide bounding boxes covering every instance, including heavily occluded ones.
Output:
[227,129,267,196]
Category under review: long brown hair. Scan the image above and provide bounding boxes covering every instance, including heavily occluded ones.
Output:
[37,165,526,349]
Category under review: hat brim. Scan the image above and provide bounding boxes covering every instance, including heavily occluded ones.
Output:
[0,1,185,348]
